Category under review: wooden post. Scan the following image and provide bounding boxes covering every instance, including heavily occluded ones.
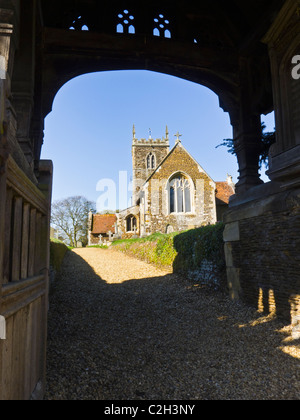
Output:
[11,196,23,282]
[0,5,14,305]
[3,188,13,284]
[33,159,53,400]
[0,170,7,308]
[0,122,9,312]
[28,208,36,278]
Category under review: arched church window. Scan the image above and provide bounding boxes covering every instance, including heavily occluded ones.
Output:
[169,174,192,214]
[147,152,156,169]
[69,16,89,31]
[153,14,171,38]
[132,216,137,230]
[117,10,135,34]
[126,215,137,232]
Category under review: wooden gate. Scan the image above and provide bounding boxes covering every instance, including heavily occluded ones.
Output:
[0,140,52,400]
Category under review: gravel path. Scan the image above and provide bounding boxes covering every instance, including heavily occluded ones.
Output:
[45,248,300,400]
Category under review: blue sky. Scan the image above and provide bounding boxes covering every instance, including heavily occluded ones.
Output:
[41,70,275,210]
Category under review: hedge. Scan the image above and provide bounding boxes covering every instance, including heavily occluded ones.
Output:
[112,232,178,268]
[112,223,227,290]
[50,238,70,274]
[173,223,226,272]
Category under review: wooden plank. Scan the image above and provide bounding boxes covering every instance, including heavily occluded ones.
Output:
[3,188,13,284]
[24,301,33,398]
[21,203,30,280]
[0,339,3,399]
[0,294,45,400]
[0,316,13,400]
[25,299,42,400]
[11,308,27,400]
[0,166,7,303]
[30,298,40,396]
[38,293,47,398]
[28,208,36,277]
[35,212,42,275]
[6,156,48,216]
[1,278,45,319]
[2,274,44,297]
[11,197,23,282]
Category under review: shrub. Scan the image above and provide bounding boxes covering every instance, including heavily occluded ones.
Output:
[155,234,178,266]
[50,238,69,273]
[112,223,225,272]
[87,244,109,249]
[112,223,227,290]
[173,223,226,272]
[112,232,179,268]
[173,223,227,290]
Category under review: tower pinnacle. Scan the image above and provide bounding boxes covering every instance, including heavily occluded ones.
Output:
[132,124,136,139]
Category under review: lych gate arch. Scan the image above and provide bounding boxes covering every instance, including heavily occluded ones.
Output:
[1,0,299,401]
[34,0,280,195]
[40,42,264,195]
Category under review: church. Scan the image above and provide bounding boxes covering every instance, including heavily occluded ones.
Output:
[115,126,235,239]
[88,127,235,244]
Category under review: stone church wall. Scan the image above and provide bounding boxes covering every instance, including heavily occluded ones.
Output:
[144,144,216,234]
[132,138,169,204]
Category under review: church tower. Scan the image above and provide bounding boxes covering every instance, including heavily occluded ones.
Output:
[132,125,170,205]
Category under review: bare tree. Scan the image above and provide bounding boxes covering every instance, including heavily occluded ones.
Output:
[51,196,95,247]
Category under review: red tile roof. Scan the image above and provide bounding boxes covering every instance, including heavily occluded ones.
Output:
[91,214,117,234]
[215,182,235,205]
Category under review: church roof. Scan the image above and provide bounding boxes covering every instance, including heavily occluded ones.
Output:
[215,182,235,205]
[143,140,214,185]
[91,214,117,234]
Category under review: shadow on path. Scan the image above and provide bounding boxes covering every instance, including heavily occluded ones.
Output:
[45,250,300,400]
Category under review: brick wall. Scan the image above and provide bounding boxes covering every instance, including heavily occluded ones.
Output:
[224,185,300,324]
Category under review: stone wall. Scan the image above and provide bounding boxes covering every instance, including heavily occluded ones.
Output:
[117,205,140,238]
[89,233,109,245]
[132,137,169,204]
[186,261,224,291]
[224,183,300,325]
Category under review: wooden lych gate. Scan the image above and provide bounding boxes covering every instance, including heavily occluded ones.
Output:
[0,124,52,399]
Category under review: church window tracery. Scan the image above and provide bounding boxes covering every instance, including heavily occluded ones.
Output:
[126,215,137,232]
[69,16,89,31]
[147,152,156,170]
[117,10,135,34]
[153,14,171,38]
[168,174,192,214]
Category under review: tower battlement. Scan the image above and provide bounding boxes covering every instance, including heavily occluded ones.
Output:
[131,125,170,205]
[132,125,170,146]
[132,137,169,146]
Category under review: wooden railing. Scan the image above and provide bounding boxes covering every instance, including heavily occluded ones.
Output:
[0,155,52,400]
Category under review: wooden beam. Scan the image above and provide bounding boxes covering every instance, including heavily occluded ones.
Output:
[43,27,238,72]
